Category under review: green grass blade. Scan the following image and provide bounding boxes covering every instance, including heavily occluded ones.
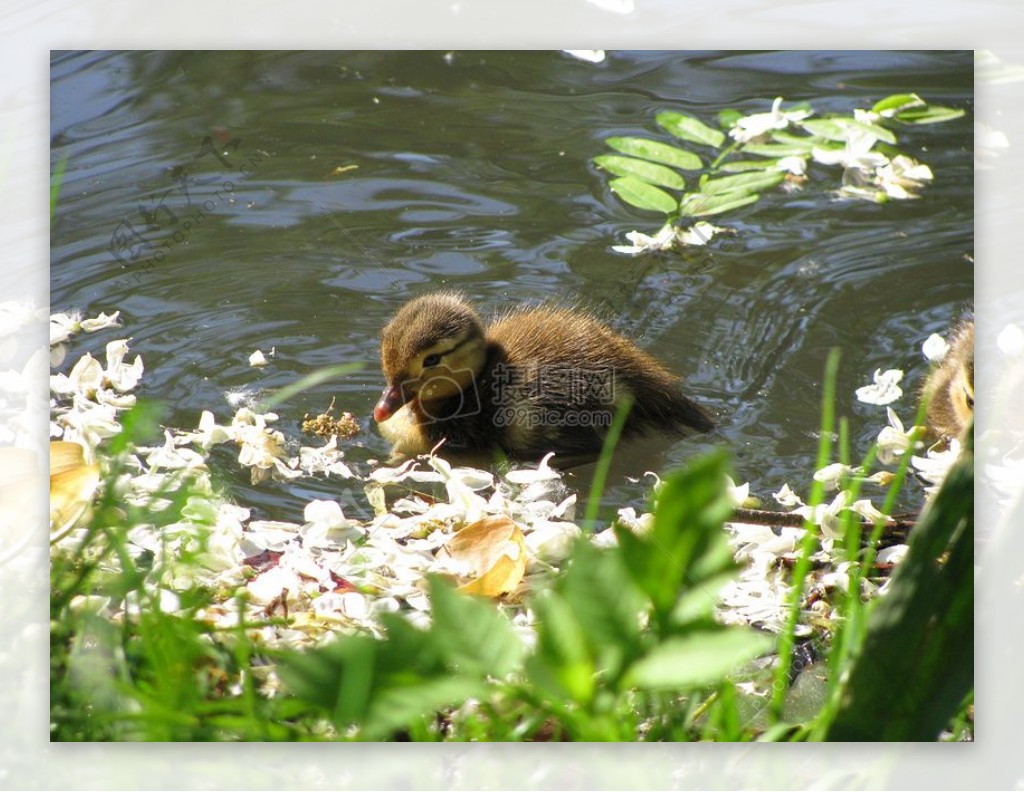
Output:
[582,395,634,530]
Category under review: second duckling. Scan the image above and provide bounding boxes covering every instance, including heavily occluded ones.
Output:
[373,292,714,461]
[921,319,974,445]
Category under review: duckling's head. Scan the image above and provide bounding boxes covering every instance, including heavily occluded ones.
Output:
[374,292,488,423]
[923,320,974,443]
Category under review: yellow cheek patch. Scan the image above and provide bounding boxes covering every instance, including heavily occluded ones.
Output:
[407,335,486,399]
[377,403,430,456]
[958,379,974,418]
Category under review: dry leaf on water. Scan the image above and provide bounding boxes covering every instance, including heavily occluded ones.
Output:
[50,440,100,542]
[438,515,527,598]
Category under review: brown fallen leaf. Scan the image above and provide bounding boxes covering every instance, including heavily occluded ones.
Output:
[50,440,100,542]
[437,515,527,598]
[50,440,85,477]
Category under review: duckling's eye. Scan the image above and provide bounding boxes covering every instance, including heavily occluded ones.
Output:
[423,353,443,368]
[965,389,974,410]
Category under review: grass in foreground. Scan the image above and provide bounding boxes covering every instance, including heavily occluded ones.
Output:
[49,363,973,742]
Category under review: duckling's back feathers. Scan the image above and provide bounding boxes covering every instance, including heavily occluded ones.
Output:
[485,306,714,446]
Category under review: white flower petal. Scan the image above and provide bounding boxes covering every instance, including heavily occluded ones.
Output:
[524,520,581,564]
[877,544,909,565]
[773,483,804,507]
[80,311,121,332]
[676,221,729,247]
[922,333,950,362]
[855,368,904,405]
[247,565,302,605]
[563,50,606,64]
[505,453,561,485]
[725,476,750,507]
[812,463,858,491]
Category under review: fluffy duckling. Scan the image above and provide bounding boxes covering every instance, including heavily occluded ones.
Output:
[373,292,714,460]
[921,319,974,445]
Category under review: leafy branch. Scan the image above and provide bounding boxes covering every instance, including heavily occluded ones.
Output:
[594,93,965,254]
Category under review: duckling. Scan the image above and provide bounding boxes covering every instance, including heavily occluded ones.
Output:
[372,292,714,461]
[921,319,974,445]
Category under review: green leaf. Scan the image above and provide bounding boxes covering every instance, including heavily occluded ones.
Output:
[428,577,525,679]
[593,154,686,190]
[741,142,819,158]
[51,153,69,221]
[824,429,974,741]
[700,170,784,196]
[656,111,726,148]
[625,628,772,690]
[894,105,966,125]
[375,612,447,677]
[718,109,743,130]
[363,677,486,741]
[718,159,781,173]
[615,451,737,619]
[800,117,897,145]
[278,578,521,739]
[608,177,679,214]
[605,136,703,170]
[767,130,819,150]
[670,570,740,623]
[277,635,380,727]
[557,539,647,682]
[679,191,760,217]
[870,93,925,116]
[527,590,595,704]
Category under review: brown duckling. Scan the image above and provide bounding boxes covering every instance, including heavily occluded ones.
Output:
[373,292,714,461]
[921,319,974,445]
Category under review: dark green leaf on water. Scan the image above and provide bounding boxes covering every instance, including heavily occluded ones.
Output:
[609,176,679,214]
[625,628,772,690]
[718,108,743,130]
[768,130,822,149]
[868,93,963,124]
[825,428,974,741]
[893,105,966,125]
[679,190,760,217]
[718,159,781,173]
[656,111,726,148]
[700,170,785,196]
[800,118,897,145]
[593,154,686,190]
[605,136,703,170]
[741,141,820,158]
[51,153,69,221]
[870,93,925,116]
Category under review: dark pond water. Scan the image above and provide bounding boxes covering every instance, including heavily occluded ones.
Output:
[50,50,973,523]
